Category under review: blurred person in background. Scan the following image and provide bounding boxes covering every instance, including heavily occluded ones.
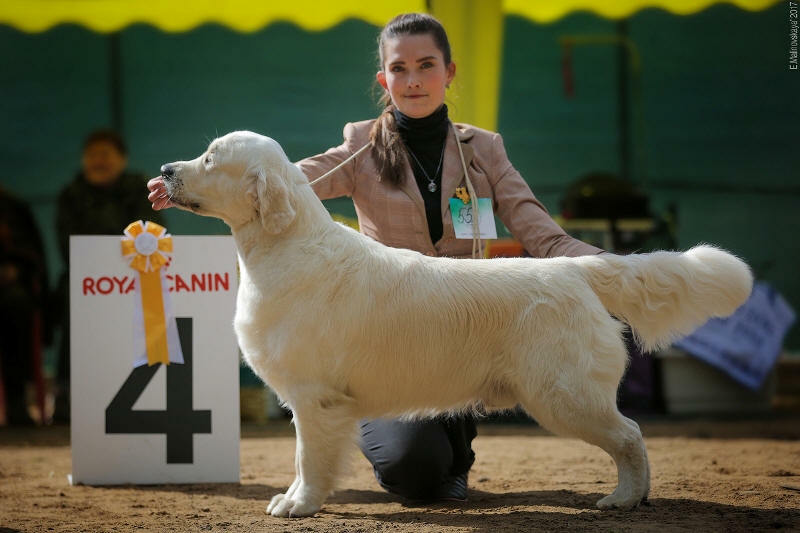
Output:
[0,187,48,426]
[53,129,162,421]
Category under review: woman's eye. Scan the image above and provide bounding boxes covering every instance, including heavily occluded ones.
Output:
[421,61,433,69]
[391,65,404,72]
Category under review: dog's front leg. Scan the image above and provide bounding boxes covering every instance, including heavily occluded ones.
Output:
[266,459,301,515]
[267,398,357,518]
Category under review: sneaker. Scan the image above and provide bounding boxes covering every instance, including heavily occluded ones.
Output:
[435,472,468,502]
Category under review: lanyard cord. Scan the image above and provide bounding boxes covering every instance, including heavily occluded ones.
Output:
[452,122,482,259]
[308,142,372,187]
[307,124,482,259]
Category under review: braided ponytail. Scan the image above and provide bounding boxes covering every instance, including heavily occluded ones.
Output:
[369,97,406,185]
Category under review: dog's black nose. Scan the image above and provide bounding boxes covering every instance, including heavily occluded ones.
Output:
[160,164,175,179]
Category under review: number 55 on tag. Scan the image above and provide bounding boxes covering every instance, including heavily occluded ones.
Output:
[449,197,498,239]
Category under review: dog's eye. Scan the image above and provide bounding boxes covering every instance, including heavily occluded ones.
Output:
[204,155,212,165]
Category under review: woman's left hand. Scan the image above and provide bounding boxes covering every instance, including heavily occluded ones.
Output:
[147,176,175,210]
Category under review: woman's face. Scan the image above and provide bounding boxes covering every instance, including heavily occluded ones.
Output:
[377,33,455,119]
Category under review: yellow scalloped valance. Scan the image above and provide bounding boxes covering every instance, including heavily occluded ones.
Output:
[0,0,425,34]
[0,0,780,34]
[506,0,780,23]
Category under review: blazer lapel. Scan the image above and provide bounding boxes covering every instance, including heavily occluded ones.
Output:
[397,154,426,217]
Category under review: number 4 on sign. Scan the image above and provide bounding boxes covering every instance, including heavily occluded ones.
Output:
[106,317,211,463]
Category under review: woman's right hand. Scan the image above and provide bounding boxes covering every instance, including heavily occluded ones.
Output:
[147,176,175,210]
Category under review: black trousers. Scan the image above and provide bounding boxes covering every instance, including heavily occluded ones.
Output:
[358,415,477,500]
[0,284,34,423]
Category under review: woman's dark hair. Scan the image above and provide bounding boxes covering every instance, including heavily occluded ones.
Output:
[83,128,127,156]
[369,13,452,185]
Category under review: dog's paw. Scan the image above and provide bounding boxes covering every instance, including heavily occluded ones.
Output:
[596,491,641,511]
[266,493,320,518]
[266,493,286,514]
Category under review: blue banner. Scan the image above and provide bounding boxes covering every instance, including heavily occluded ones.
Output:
[674,282,796,390]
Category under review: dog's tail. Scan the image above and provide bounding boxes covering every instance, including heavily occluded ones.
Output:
[578,245,753,352]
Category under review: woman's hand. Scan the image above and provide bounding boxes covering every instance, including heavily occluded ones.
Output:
[147,176,175,210]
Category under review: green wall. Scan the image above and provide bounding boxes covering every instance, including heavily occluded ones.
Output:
[498,5,798,347]
[1,3,797,347]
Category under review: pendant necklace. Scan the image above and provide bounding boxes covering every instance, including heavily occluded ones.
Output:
[407,141,446,193]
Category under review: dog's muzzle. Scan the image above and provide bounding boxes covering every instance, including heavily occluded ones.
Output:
[158,164,199,211]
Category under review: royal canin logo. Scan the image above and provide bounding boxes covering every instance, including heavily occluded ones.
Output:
[82,273,231,295]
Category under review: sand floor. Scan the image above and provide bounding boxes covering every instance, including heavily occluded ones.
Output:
[1,417,799,532]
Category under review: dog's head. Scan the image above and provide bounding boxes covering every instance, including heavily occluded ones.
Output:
[160,131,297,233]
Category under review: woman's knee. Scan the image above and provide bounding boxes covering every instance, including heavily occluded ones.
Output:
[360,419,453,499]
[376,441,452,498]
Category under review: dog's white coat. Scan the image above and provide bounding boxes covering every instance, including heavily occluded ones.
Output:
[162,131,753,517]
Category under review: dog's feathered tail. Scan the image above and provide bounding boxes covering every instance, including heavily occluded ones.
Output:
[578,245,753,352]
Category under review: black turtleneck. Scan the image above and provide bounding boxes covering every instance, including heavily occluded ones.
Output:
[393,103,449,245]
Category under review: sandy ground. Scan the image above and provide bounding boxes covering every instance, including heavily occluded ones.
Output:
[1,417,799,532]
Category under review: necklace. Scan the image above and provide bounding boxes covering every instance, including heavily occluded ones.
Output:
[406,141,446,193]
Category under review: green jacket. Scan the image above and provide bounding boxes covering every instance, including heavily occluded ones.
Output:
[56,171,163,263]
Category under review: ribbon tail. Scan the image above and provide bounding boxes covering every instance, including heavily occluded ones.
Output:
[132,279,147,368]
[140,269,170,366]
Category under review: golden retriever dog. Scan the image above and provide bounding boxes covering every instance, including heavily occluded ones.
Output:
[158,131,752,517]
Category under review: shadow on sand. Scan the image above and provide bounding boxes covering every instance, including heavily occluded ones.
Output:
[99,483,799,531]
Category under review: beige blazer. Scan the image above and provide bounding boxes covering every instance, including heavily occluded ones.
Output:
[295,119,604,259]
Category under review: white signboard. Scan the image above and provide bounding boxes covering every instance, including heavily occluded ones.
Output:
[70,235,240,485]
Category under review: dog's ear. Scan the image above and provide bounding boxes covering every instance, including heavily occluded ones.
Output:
[252,166,296,234]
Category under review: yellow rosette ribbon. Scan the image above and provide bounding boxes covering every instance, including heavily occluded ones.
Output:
[121,220,180,366]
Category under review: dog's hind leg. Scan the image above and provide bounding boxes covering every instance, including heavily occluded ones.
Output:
[518,333,650,510]
[267,390,358,518]
[590,413,650,510]
[523,389,649,510]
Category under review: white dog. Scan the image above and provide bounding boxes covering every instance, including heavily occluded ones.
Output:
[158,131,752,518]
